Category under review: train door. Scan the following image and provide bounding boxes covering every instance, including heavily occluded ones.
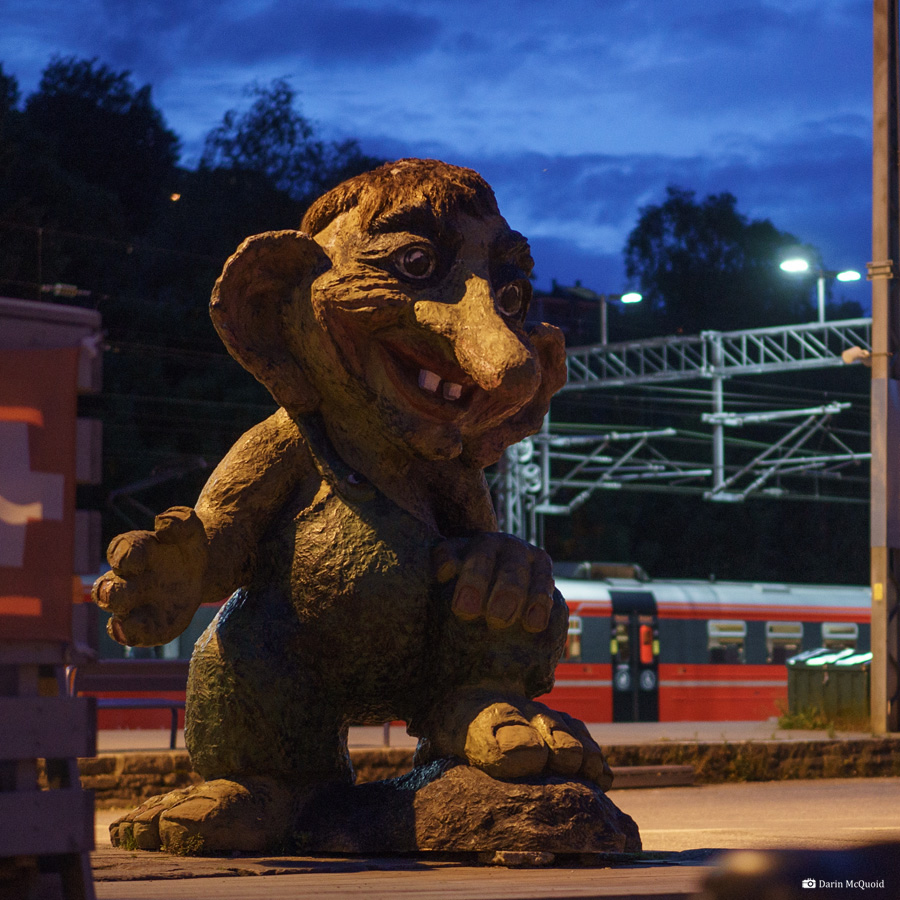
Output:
[610,590,659,722]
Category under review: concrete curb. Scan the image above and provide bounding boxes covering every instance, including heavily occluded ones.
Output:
[78,736,900,807]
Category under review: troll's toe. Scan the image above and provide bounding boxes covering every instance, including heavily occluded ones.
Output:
[529,711,585,776]
[464,703,549,778]
[157,777,293,854]
[530,703,613,790]
[110,787,196,850]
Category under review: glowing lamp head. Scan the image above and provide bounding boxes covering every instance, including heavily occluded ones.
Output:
[836,270,861,282]
[621,292,643,304]
[780,258,810,274]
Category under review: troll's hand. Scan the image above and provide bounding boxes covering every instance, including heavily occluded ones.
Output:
[93,507,207,646]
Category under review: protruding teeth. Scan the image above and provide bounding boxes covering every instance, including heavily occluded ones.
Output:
[443,382,462,401]
[418,369,440,393]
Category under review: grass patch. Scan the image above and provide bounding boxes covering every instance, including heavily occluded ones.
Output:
[165,834,206,856]
[777,705,831,731]
[118,829,137,851]
[777,704,871,734]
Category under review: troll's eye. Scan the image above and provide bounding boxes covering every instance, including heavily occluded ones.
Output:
[395,245,436,280]
[497,282,525,317]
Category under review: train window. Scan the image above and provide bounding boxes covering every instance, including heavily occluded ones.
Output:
[611,615,631,664]
[822,622,858,650]
[566,615,583,661]
[639,623,654,664]
[765,622,803,664]
[707,620,746,664]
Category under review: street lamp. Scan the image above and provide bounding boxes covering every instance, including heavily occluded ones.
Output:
[779,258,862,323]
[551,281,643,344]
[599,291,642,345]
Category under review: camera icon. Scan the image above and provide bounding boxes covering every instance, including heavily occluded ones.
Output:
[802,878,816,889]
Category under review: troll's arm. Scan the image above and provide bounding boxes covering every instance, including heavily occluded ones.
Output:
[93,408,312,646]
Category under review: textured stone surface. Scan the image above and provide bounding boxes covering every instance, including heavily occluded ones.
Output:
[76,751,202,807]
[294,762,641,854]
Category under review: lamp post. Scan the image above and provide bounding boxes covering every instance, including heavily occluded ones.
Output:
[552,282,643,344]
[599,291,643,345]
[779,258,862,323]
[870,0,900,734]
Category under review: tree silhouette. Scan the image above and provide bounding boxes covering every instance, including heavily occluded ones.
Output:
[623,186,821,336]
[24,56,180,234]
[201,78,381,209]
[0,63,18,120]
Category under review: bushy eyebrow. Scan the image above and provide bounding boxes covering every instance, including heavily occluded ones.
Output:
[492,231,533,273]
[368,204,444,240]
[367,206,533,274]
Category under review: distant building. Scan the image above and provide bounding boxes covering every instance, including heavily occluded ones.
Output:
[528,280,604,347]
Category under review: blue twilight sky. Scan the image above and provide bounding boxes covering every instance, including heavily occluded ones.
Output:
[0,0,873,307]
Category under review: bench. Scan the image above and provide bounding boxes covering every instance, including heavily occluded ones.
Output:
[66,659,190,750]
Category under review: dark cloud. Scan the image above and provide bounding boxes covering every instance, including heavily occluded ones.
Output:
[193,1,442,67]
[3,1,443,90]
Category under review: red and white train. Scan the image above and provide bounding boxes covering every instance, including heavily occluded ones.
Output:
[79,563,871,725]
[545,563,871,723]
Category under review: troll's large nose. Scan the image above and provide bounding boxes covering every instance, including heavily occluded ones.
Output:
[413,273,539,395]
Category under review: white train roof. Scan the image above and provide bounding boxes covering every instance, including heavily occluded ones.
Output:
[556,576,871,622]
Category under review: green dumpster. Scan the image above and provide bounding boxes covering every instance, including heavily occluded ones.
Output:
[786,648,871,721]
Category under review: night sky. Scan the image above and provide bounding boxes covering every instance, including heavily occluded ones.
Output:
[0,0,873,307]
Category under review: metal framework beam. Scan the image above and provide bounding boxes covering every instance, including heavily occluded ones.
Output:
[565,318,873,389]
[494,413,870,545]
[494,318,874,542]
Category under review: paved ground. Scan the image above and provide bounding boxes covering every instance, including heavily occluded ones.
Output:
[91,778,900,900]
[613,778,900,851]
[92,864,709,899]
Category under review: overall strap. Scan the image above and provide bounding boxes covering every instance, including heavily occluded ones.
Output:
[295,412,376,503]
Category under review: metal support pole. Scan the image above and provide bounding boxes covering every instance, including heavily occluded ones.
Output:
[817,275,826,324]
[499,446,526,540]
[538,413,551,549]
[711,336,725,493]
[869,0,900,733]
[600,295,608,345]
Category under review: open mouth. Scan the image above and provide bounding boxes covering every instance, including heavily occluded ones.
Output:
[378,338,477,420]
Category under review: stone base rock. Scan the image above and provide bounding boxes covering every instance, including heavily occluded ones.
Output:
[293,760,641,855]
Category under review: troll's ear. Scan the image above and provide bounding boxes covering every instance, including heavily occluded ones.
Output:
[463,323,567,469]
[210,230,331,416]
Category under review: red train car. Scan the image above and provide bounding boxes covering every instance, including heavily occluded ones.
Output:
[546,564,871,723]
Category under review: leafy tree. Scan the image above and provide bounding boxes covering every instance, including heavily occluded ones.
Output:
[0,63,18,120]
[623,186,822,336]
[23,56,180,234]
[200,78,381,208]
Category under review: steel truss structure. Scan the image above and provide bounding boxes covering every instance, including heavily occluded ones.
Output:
[495,318,874,541]
[564,318,873,388]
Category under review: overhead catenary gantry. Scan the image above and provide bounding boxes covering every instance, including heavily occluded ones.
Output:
[495,317,874,544]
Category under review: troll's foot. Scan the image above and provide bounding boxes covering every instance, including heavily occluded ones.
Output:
[109,777,293,854]
[417,689,613,789]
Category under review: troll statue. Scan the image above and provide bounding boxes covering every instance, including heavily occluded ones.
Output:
[94,159,635,854]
